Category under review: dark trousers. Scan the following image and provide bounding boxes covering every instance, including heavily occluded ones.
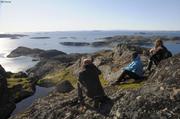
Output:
[77,82,84,104]
[147,54,161,71]
[77,82,109,108]
[117,70,141,82]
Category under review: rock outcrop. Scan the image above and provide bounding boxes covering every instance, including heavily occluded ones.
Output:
[27,53,84,80]
[56,80,74,93]
[7,77,35,103]
[10,53,180,119]
[0,65,16,119]
[0,66,35,119]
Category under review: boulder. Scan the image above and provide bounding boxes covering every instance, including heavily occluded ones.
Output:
[27,53,83,79]
[0,65,9,105]
[56,80,74,93]
[0,65,15,119]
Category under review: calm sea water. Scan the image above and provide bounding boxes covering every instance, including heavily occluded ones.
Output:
[11,86,54,116]
[0,31,180,73]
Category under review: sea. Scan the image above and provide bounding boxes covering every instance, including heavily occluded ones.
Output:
[0,30,180,73]
[1,30,180,116]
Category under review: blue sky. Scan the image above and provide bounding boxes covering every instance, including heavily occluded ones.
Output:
[0,0,180,32]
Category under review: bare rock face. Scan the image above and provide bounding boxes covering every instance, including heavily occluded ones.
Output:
[0,65,15,119]
[56,80,74,93]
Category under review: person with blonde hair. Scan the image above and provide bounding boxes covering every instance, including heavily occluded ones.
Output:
[146,38,172,71]
[77,58,109,109]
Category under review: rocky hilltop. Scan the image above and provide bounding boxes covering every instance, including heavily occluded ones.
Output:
[7,43,180,119]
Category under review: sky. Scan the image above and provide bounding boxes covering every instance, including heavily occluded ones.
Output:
[0,0,180,32]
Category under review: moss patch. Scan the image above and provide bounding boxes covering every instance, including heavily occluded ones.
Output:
[118,82,144,90]
[40,68,109,88]
[7,78,30,88]
[40,68,78,86]
[7,78,34,102]
[99,74,108,86]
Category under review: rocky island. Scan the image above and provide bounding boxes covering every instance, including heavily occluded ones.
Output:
[60,36,180,48]
[0,34,27,39]
[30,37,50,39]
[60,42,90,46]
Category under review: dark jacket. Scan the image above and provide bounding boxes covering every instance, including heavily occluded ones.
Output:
[78,64,105,98]
[151,45,172,63]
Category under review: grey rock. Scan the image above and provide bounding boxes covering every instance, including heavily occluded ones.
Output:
[0,65,16,119]
[56,80,74,93]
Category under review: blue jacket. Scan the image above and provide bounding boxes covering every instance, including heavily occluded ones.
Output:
[124,55,143,77]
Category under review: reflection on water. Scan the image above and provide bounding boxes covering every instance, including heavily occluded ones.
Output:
[0,56,39,73]
[11,86,54,115]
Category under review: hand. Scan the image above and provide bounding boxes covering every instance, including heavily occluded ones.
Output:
[149,48,155,53]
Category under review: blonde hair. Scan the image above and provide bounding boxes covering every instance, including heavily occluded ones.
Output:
[155,38,163,48]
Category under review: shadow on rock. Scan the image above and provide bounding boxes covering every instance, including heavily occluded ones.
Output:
[83,98,114,116]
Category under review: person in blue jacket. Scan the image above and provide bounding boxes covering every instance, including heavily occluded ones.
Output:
[112,52,143,85]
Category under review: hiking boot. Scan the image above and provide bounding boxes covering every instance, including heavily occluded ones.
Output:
[93,100,100,109]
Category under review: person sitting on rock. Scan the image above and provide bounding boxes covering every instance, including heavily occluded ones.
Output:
[146,38,172,71]
[77,58,109,109]
[112,52,143,85]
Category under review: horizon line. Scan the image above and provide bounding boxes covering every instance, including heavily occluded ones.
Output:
[1,29,180,34]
